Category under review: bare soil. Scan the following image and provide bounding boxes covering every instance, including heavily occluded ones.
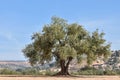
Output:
[0,76,119,80]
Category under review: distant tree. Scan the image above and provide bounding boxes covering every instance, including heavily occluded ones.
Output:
[22,17,111,75]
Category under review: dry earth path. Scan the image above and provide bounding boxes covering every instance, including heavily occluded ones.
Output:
[0,76,120,80]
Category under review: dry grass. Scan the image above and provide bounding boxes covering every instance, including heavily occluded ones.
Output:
[0,76,119,80]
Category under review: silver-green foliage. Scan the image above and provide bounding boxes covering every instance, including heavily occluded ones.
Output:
[22,16,111,69]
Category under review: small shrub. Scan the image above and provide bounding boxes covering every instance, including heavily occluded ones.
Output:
[75,66,120,75]
[21,68,39,75]
[104,70,117,75]
[39,69,57,76]
[0,68,20,75]
[78,66,104,75]
[116,70,120,75]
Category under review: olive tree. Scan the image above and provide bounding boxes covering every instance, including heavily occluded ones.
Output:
[22,17,111,75]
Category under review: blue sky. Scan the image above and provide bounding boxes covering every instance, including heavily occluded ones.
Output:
[0,0,120,60]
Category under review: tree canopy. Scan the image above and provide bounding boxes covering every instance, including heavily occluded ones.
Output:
[22,17,111,75]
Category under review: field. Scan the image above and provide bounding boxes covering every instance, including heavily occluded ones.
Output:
[0,76,120,80]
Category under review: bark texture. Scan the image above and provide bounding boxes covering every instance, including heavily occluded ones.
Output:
[56,57,73,75]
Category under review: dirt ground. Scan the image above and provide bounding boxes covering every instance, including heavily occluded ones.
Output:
[0,76,120,80]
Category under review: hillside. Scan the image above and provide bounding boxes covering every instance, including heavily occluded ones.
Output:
[0,60,52,70]
[0,60,31,70]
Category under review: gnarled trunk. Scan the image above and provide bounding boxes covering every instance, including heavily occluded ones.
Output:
[59,60,69,75]
[56,57,72,75]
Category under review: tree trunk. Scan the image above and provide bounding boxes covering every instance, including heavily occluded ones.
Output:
[60,60,69,75]
[56,57,72,76]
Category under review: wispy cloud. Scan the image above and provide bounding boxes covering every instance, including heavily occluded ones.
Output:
[79,19,113,32]
[80,20,107,27]
[0,30,25,60]
[79,17,120,29]
[0,29,20,45]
